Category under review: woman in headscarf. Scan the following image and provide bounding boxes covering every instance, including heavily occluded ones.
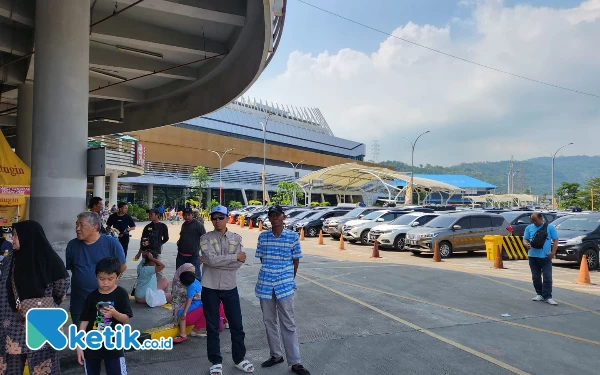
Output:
[171,263,194,323]
[0,221,70,375]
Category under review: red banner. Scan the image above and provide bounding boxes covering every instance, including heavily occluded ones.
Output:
[0,186,30,196]
[135,142,146,166]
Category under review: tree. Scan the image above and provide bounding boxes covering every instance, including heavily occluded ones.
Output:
[556,182,583,209]
[189,166,211,205]
[577,178,600,210]
[273,181,304,205]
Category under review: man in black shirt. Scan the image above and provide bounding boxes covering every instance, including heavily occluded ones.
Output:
[177,208,206,281]
[106,202,136,258]
[137,209,169,280]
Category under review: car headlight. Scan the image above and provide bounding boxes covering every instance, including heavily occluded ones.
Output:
[380,230,393,234]
[329,221,338,225]
[565,236,584,245]
[421,233,436,239]
[297,223,306,227]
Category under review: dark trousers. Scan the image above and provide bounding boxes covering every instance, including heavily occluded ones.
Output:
[176,253,202,282]
[6,348,60,375]
[201,287,246,365]
[529,256,553,299]
[84,357,127,375]
[118,236,130,258]
[71,313,81,328]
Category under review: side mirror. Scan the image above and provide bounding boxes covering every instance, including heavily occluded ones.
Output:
[359,214,365,218]
[376,218,384,222]
[517,220,526,225]
[452,225,462,231]
[320,218,325,221]
[411,222,419,227]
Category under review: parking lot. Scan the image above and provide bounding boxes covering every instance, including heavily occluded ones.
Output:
[110,219,600,375]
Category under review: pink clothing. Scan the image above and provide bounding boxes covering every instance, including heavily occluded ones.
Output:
[184,303,226,331]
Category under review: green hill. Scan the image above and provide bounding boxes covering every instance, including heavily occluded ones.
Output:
[380,155,600,195]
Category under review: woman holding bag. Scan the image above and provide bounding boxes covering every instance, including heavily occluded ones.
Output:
[0,220,70,375]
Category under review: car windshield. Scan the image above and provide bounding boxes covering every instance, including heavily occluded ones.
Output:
[345,208,364,217]
[287,210,308,218]
[500,212,523,222]
[297,210,320,220]
[424,215,457,228]
[362,211,385,220]
[390,215,418,226]
[554,217,600,232]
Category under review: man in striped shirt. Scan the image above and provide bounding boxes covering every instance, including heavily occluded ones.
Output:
[255,205,310,375]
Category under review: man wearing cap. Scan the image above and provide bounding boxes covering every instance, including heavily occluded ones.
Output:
[200,206,254,375]
[137,209,169,280]
[176,208,206,281]
[255,205,310,375]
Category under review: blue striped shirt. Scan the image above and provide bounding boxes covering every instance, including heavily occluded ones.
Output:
[255,229,303,300]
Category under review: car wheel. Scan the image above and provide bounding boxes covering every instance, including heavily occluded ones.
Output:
[582,248,599,269]
[331,234,340,240]
[360,230,370,245]
[411,250,421,256]
[307,227,318,237]
[439,241,453,258]
[348,239,356,244]
[393,235,405,250]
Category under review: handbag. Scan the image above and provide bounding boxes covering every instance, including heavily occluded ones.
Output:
[11,262,54,319]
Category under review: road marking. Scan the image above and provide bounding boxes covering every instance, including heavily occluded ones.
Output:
[301,272,600,346]
[299,274,530,375]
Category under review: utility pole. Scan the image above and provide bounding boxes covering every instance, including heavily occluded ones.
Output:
[370,140,380,163]
[507,156,515,194]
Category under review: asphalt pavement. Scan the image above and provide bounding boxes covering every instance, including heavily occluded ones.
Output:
[61,221,600,375]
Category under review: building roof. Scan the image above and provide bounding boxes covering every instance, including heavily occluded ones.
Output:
[176,99,366,160]
[396,174,497,189]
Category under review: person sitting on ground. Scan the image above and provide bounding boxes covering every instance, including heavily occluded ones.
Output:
[134,250,171,304]
[173,271,208,343]
[77,257,133,375]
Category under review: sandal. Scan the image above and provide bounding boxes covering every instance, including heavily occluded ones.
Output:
[235,359,254,373]
[210,364,222,375]
[291,364,311,375]
[190,329,207,337]
[173,335,187,343]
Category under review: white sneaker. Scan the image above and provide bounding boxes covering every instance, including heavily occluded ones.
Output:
[532,295,544,301]
[224,323,229,329]
[545,298,558,305]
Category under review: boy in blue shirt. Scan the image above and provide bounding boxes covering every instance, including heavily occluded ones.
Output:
[523,212,559,305]
[173,271,207,343]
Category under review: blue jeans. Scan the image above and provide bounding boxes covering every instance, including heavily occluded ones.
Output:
[529,256,553,299]
[176,253,202,282]
[201,287,246,365]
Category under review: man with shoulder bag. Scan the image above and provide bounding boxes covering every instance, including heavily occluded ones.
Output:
[523,212,559,305]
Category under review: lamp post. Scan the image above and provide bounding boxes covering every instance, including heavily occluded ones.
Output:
[551,142,574,209]
[260,114,272,205]
[285,160,304,206]
[208,148,234,205]
[402,130,430,204]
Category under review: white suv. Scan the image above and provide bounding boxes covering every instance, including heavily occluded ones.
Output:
[342,210,409,245]
[368,212,439,250]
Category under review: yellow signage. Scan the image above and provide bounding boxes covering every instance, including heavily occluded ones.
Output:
[0,131,30,225]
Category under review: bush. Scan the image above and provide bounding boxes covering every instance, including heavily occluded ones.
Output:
[136,209,149,221]
[248,200,262,205]
[320,201,331,206]
[207,199,219,211]
[310,201,320,207]
[229,201,243,210]
[186,198,199,207]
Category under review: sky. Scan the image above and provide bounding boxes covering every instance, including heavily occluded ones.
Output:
[247,0,600,166]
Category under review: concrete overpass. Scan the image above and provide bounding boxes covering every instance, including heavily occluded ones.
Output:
[0,0,285,246]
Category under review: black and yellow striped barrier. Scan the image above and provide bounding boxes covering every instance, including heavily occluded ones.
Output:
[502,236,528,260]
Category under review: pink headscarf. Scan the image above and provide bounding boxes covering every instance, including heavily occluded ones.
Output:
[171,263,194,312]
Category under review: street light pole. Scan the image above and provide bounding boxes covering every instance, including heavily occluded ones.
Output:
[208,148,234,205]
[260,114,272,205]
[402,130,430,205]
[285,160,305,206]
[551,142,574,209]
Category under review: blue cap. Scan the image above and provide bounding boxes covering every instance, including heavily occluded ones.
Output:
[210,205,228,216]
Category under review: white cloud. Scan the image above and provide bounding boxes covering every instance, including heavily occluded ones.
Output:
[249,0,600,165]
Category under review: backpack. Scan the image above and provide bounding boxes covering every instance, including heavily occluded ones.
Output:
[530,223,548,249]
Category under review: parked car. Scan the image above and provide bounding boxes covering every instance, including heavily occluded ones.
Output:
[323,207,381,240]
[342,210,411,245]
[284,210,322,230]
[230,205,261,221]
[242,206,270,227]
[368,212,439,250]
[292,209,351,237]
[554,214,600,269]
[261,208,308,229]
[405,212,511,258]
[499,211,557,237]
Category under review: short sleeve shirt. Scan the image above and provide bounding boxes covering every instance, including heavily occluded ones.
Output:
[106,214,135,237]
[524,223,559,258]
[187,280,203,312]
[135,262,157,299]
[255,229,302,300]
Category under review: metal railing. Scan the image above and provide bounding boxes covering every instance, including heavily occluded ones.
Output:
[88,135,144,173]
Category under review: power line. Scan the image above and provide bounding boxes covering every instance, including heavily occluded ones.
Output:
[296,0,600,99]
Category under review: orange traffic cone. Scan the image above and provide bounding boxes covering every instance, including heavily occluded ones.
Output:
[370,240,382,258]
[338,236,345,250]
[493,245,505,269]
[432,241,442,262]
[318,230,324,245]
[577,255,592,285]
[228,215,234,224]
[300,228,305,241]
[248,220,253,230]
[258,221,263,232]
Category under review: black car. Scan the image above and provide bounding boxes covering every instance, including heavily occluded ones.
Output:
[555,215,600,269]
[292,209,352,237]
[500,211,557,237]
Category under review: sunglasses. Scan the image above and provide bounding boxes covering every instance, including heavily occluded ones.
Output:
[211,216,227,221]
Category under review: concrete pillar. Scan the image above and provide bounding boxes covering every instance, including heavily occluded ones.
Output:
[321,194,325,203]
[206,188,212,206]
[147,184,154,208]
[252,190,258,201]
[30,0,90,247]
[93,176,105,199]
[241,189,248,205]
[109,172,118,207]
[16,83,33,167]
